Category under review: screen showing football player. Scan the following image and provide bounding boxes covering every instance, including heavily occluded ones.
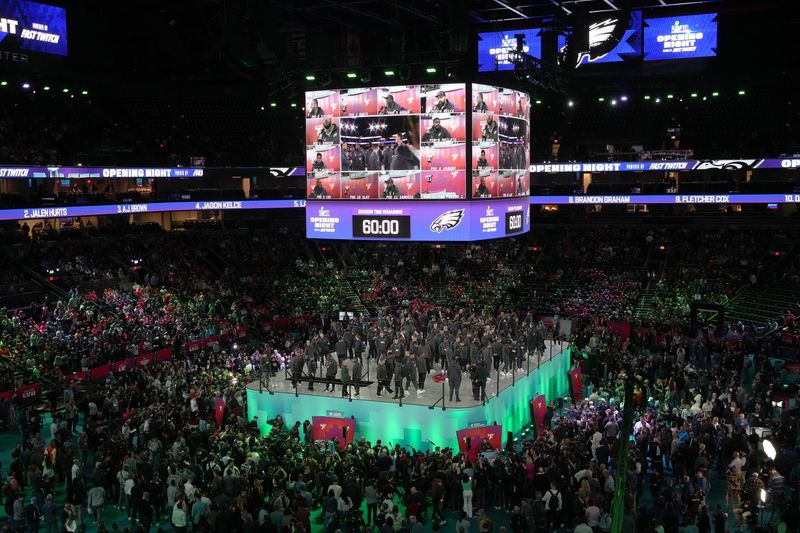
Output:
[475,175,491,198]
[379,94,406,115]
[431,90,456,112]
[312,152,326,171]
[481,113,498,142]
[473,91,488,112]
[382,176,401,198]
[422,117,453,142]
[316,117,340,144]
[389,116,421,171]
[307,98,324,118]
[309,178,329,198]
[476,149,489,169]
[348,144,367,171]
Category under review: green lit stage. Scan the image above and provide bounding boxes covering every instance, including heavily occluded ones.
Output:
[246,345,570,450]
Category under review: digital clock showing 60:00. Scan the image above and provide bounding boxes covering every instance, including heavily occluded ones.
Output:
[352,215,412,239]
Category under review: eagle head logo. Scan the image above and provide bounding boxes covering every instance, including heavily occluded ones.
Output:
[430,209,464,233]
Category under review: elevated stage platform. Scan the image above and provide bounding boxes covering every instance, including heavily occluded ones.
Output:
[246,341,571,450]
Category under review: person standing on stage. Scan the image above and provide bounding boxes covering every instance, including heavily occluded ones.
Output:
[335,336,348,361]
[376,357,392,396]
[447,361,462,402]
[351,357,363,398]
[340,358,352,398]
[404,352,419,394]
[342,327,354,358]
[306,353,318,390]
[353,333,365,360]
[392,359,405,399]
[416,351,428,394]
[324,357,338,393]
[291,352,305,389]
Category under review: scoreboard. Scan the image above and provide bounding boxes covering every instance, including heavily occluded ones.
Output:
[304,82,531,242]
[306,198,530,242]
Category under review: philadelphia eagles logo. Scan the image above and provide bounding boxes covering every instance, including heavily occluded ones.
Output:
[430,209,464,233]
[693,160,759,171]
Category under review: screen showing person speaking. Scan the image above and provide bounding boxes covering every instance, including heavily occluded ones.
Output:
[306,84,467,200]
[471,84,529,199]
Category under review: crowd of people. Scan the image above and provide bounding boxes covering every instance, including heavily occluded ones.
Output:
[0,225,798,533]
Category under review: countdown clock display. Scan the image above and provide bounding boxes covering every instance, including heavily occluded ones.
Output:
[352,215,412,239]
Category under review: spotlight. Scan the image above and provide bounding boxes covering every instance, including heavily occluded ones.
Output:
[233,343,239,350]
[305,74,316,81]
[384,69,395,77]
[81,90,89,95]
[290,103,297,108]
[22,83,30,89]
[712,91,719,97]
[425,66,437,74]
[597,97,605,102]
[620,95,628,102]
[346,72,357,79]
[655,97,661,103]
[644,95,651,100]
[43,86,51,91]
[610,99,617,106]
[763,439,776,460]
[567,100,574,107]
[0,81,7,86]
[666,94,674,99]
[269,102,277,107]
[760,489,767,503]
[738,89,746,95]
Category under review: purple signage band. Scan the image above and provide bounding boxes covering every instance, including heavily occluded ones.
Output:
[307,198,530,241]
[0,166,305,178]
[0,199,305,221]
[529,159,800,173]
[530,193,800,205]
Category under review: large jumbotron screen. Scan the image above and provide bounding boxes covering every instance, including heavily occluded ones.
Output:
[305,83,468,200]
[305,83,528,201]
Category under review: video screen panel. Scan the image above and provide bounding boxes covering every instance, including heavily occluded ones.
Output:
[558,11,642,67]
[477,28,542,72]
[306,84,467,200]
[0,0,68,56]
[643,14,718,61]
[472,84,529,199]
